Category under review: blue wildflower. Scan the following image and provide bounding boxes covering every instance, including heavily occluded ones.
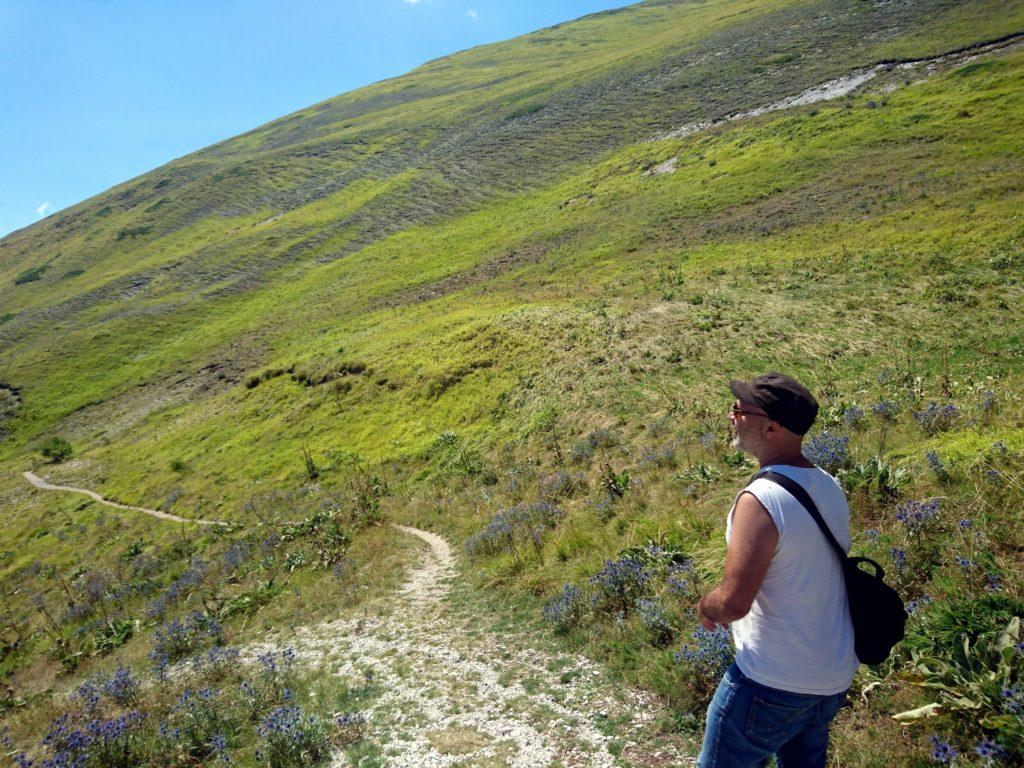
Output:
[929,734,958,764]
[543,584,586,633]
[895,498,940,532]
[802,431,849,474]
[872,399,900,422]
[674,626,733,677]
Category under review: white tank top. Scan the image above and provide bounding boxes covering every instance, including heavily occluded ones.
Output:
[726,464,859,695]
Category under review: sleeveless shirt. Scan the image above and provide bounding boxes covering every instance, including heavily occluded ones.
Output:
[725,464,859,695]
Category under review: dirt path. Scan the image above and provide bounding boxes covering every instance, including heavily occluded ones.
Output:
[247,524,696,768]
[22,470,228,526]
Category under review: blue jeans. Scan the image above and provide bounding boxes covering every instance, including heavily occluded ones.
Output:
[697,662,847,768]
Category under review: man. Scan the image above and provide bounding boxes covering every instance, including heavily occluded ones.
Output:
[695,372,858,768]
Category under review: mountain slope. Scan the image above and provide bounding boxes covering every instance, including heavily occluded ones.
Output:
[2,2,1024,765]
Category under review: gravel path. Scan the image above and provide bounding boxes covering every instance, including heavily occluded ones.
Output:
[247,525,696,767]
[22,470,228,526]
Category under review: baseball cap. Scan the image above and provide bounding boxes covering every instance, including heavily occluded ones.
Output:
[729,372,819,435]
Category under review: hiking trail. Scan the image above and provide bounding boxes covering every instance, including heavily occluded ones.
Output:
[22,470,228,526]
[246,524,696,767]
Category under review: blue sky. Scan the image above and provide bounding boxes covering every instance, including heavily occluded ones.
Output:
[0,0,632,239]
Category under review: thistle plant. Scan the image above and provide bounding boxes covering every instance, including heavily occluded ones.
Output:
[542,583,587,633]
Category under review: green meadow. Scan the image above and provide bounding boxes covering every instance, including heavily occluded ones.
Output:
[1,0,1023,765]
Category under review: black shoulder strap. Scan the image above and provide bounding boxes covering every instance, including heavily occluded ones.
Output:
[752,470,847,561]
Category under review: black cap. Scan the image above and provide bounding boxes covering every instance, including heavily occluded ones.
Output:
[729,372,818,435]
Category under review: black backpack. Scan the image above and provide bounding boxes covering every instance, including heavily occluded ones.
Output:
[755,470,908,665]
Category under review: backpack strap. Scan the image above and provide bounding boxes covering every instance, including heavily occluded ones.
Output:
[751,469,847,561]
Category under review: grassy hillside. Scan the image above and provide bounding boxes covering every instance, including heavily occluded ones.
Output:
[1,0,1023,765]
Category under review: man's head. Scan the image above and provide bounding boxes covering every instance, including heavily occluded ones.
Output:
[728,373,818,459]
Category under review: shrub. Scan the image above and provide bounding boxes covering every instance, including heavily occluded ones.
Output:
[14,264,48,285]
[674,625,733,678]
[843,404,867,430]
[40,436,73,462]
[150,611,223,674]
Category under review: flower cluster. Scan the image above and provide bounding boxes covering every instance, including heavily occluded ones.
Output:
[978,390,997,415]
[924,450,949,480]
[802,431,850,474]
[674,626,733,677]
[890,547,908,572]
[914,402,961,436]
[929,734,958,764]
[256,704,330,767]
[1001,684,1023,715]
[975,738,1008,762]
[843,404,867,430]
[636,598,674,646]
[872,399,901,422]
[150,611,223,675]
[223,542,250,571]
[540,470,587,499]
[464,501,563,557]
[568,428,614,464]
[542,583,587,633]
[906,595,933,616]
[589,556,652,615]
[667,560,694,596]
[895,498,940,532]
[14,709,148,768]
[639,441,678,469]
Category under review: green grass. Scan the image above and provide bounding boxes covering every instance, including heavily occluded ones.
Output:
[2,1,1024,765]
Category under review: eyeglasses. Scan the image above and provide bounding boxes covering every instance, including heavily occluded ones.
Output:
[731,404,770,419]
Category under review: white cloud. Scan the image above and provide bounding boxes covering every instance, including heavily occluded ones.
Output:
[466,8,478,19]
[402,0,421,4]
[35,202,51,218]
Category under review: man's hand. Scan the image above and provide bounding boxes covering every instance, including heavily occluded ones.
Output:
[697,596,720,631]
[697,491,778,626]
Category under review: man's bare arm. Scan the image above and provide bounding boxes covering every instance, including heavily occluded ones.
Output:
[697,491,778,629]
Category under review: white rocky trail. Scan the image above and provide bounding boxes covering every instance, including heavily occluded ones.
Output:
[247,524,695,768]
[22,470,228,526]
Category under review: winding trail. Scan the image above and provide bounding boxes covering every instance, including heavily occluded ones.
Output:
[247,524,695,768]
[24,472,694,764]
[22,470,228,526]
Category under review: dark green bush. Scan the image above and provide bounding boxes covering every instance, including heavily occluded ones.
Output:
[40,436,73,463]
